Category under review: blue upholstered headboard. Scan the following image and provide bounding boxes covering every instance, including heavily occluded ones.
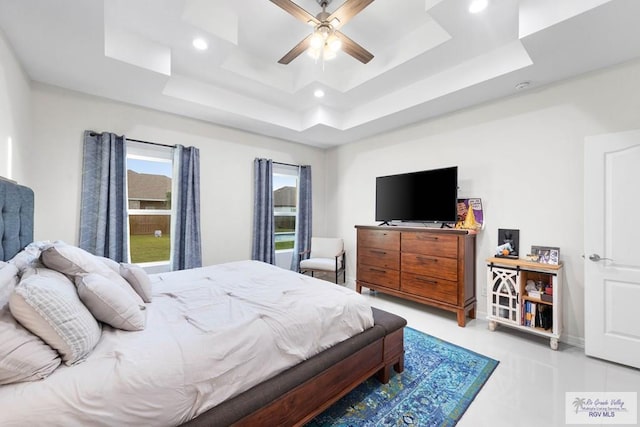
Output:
[0,178,34,261]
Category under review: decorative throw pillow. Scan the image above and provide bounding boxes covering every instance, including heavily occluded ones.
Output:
[0,263,60,385]
[75,273,147,331]
[40,244,147,331]
[96,256,120,273]
[0,307,61,385]
[9,268,102,365]
[41,243,119,279]
[119,263,153,303]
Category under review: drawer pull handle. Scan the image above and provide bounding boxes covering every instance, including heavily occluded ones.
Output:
[418,235,439,241]
[370,268,387,274]
[416,277,438,285]
[371,250,387,255]
[417,257,438,263]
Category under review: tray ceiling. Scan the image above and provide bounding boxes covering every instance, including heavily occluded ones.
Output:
[1,0,639,147]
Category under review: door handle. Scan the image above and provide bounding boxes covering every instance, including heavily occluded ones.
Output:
[588,253,613,262]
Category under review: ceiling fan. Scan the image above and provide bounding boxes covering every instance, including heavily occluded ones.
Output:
[270,0,375,64]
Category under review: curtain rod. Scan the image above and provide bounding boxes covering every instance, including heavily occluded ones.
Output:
[273,161,302,168]
[88,132,175,148]
[126,138,175,149]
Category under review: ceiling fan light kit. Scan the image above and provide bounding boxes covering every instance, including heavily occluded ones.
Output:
[308,28,341,61]
[270,0,374,65]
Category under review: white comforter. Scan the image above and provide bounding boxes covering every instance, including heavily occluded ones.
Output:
[0,260,373,426]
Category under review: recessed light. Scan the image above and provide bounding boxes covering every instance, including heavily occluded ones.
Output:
[314,89,325,98]
[192,38,208,51]
[469,0,488,13]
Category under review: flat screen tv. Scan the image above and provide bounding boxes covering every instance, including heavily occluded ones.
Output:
[375,166,458,224]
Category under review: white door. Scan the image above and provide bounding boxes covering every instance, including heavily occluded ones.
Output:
[584,130,640,369]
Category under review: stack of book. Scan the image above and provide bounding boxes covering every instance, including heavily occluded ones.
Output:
[522,301,552,330]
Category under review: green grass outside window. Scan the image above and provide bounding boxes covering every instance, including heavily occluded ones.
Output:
[129,235,171,263]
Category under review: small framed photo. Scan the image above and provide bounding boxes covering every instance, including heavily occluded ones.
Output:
[531,245,560,265]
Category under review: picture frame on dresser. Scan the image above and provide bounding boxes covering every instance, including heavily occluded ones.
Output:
[531,245,560,265]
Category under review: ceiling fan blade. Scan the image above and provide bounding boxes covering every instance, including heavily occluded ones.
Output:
[270,0,319,25]
[335,31,373,64]
[328,0,374,29]
[278,34,313,64]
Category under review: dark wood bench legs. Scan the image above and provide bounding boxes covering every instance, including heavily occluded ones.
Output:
[376,328,405,384]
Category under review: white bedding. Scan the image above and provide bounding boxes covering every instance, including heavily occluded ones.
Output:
[0,260,374,426]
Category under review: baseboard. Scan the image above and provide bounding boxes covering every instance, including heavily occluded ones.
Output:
[562,334,584,349]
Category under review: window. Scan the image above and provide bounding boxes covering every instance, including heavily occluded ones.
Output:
[126,142,174,266]
[273,164,298,251]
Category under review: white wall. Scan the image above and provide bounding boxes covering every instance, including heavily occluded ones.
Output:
[0,29,31,182]
[326,57,640,347]
[27,84,326,267]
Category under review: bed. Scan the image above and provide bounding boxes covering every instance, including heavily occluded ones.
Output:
[0,178,406,426]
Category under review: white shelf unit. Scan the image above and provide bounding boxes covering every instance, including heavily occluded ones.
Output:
[486,257,563,350]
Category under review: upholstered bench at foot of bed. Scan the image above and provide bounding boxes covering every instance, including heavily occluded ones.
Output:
[181,307,407,427]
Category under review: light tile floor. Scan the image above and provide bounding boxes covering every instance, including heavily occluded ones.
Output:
[355,288,640,427]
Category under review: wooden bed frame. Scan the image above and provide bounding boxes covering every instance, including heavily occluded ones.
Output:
[183,308,406,426]
[0,178,406,426]
[239,329,402,426]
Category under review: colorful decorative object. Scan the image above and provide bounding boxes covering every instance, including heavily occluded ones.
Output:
[455,198,484,231]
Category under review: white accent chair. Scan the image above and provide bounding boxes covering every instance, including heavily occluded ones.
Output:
[298,237,346,284]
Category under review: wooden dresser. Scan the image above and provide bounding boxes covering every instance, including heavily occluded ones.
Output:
[355,225,476,327]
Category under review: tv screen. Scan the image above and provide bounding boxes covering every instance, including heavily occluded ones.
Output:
[375,166,458,223]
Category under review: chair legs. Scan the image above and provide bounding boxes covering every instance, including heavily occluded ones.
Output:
[300,268,344,284]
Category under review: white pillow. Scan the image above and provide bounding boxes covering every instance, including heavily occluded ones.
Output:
[0,307,61,385]
[119,263,153,303]
[97,257,152,303]
[96,256,120,273]
[0,263,61,385]
[41,243,120,279]
[9,269,102,365]
[41,244,147,331]
[75,273,147,331]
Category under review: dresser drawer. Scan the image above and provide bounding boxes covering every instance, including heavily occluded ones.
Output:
[401,253,457,282]
[358,247,399,270]
[401,272,458,305]
[401,232,457,258]
[358,265,400,290]
[358,229,400,251]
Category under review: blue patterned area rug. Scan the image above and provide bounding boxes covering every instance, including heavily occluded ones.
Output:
[307,327,499,427]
